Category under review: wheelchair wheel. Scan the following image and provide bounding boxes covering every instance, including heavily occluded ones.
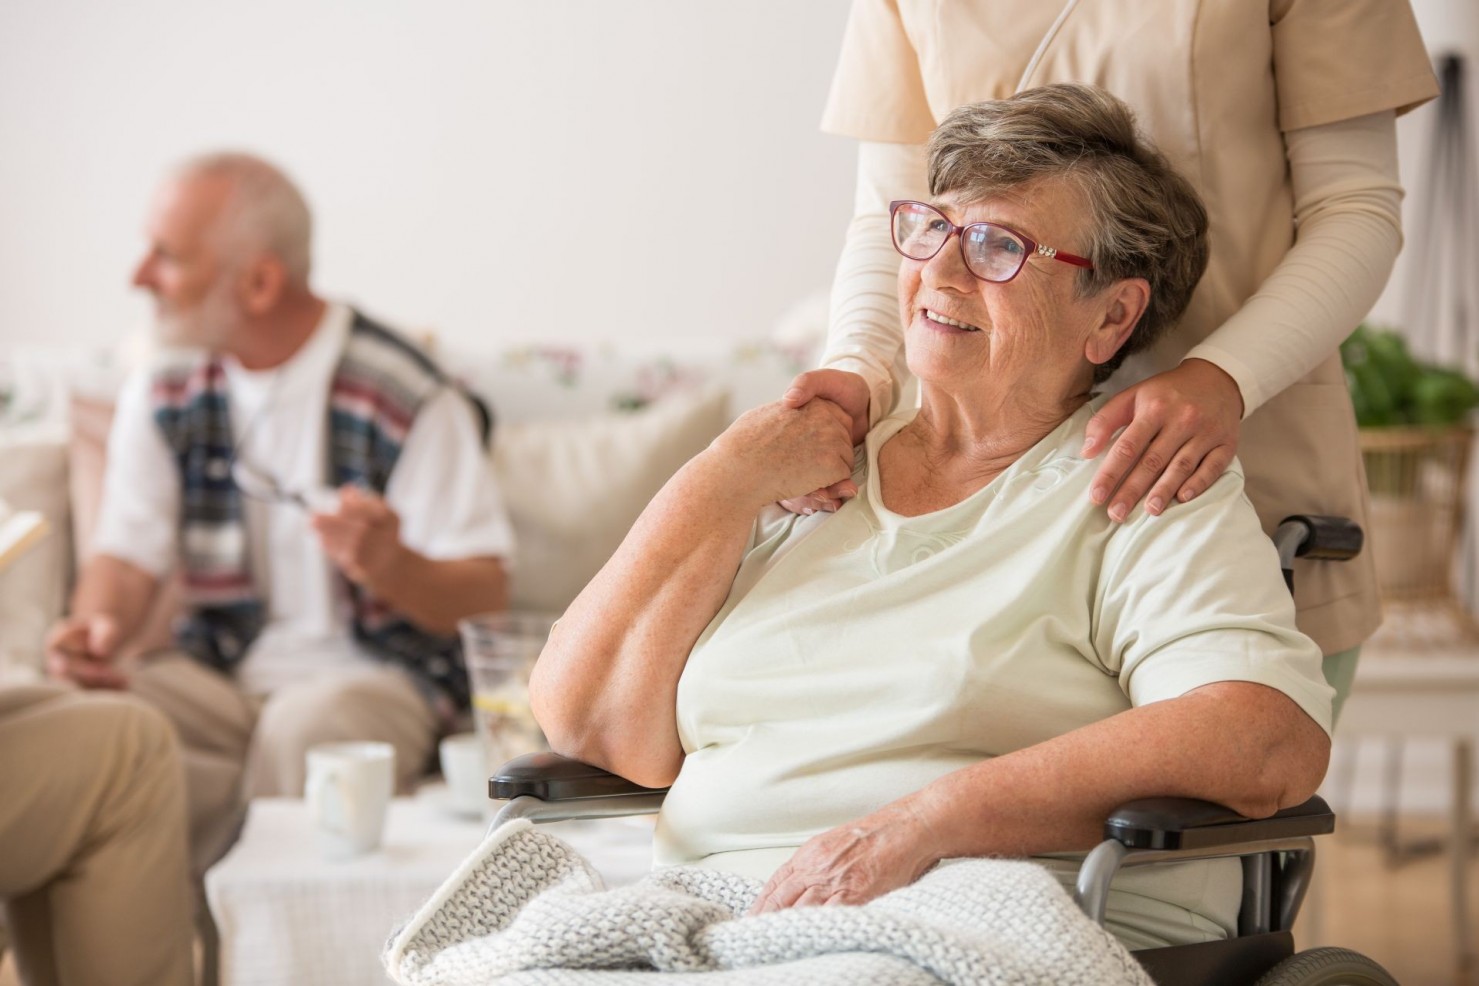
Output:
[1253,947,1399,986]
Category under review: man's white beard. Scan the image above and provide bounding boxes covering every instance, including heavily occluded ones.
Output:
[153,278,241,351]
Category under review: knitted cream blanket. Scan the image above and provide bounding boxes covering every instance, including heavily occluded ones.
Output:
[383,820,1152,986]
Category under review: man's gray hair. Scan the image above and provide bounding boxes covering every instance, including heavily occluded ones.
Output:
[927,83,1209,383]
[175,151,313,286]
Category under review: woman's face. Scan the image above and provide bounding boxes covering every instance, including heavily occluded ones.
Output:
[897,177,1129,408]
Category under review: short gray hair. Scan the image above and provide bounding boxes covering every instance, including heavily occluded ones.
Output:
[927,83,1208,383]
[174,151,313,286]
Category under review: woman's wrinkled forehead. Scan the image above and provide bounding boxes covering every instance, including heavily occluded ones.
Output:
[933,177,1083,228]
[932,184,1030,219]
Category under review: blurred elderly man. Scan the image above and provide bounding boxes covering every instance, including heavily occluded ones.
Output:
[45,152,514,872]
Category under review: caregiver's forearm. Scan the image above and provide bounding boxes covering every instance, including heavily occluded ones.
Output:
[821,141,928,428]
[905,681,1331,860]
[529,450,760,788]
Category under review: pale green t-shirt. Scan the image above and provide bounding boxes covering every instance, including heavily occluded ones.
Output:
[654,401,1334,948]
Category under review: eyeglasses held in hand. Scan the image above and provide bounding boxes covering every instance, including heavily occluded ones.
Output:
[229,456,309,510]
[889,200,1094,283]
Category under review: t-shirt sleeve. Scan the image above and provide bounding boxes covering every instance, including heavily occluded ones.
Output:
[90,368,181,577]
[1270,0,1439,132]
[820,0,937,143]
[385,388,516,562]
[1092,461,1334,735]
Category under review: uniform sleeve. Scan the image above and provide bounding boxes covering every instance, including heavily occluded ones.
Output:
[1185,111,1403,414]
[820,0,937,143]
[1092,462,1334,736]
[385,388,516,562]
[1270,0,1438,132]
[90,368,180,577]
[821,141,929,425]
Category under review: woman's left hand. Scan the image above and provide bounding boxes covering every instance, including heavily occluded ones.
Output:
[747,801,941,914]
[1081,359,1244,521]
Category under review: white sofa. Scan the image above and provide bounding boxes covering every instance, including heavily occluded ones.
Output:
[0,318,823,677]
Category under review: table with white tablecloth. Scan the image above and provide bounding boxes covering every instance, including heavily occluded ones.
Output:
[205,790,655,986]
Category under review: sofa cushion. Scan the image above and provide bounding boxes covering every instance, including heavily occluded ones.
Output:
[492,385,730,614]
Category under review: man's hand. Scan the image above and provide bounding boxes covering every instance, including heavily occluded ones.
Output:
[748,800,940,914]
[1081,358,1244,521]
[45,614,128,689]
[777,369,871,515]
[311,486,406,589]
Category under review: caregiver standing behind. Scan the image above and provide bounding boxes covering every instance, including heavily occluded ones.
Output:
[786,0,1439,701]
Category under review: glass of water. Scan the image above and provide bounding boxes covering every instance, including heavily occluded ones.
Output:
[458,612,556,771]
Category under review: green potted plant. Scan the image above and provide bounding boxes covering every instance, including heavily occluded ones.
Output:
[1342,323,1479,600]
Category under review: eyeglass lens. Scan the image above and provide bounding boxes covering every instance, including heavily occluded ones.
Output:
[892,202,1029,282]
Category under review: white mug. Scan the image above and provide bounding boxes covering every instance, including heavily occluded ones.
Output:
[304,741,395,859]
[438,732,490,818]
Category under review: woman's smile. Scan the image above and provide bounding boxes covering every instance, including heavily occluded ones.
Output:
[920,307,982,332]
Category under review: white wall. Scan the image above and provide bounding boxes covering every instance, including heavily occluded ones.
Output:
[0,1,855,356]
[1367,0,1479,351]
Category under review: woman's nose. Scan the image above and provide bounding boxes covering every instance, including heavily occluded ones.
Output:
[920,233,976,289]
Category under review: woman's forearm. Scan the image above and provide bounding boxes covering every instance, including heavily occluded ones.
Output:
[907,681,1331,861]
[531,400,856,788]
[529,451,761,788]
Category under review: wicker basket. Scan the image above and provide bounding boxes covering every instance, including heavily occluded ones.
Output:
[1360,425,1479,639]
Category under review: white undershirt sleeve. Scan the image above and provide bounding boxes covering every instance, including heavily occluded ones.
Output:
[820,141,929,426]
[384,388,516,563]
[91,367,180,577]
[1185,110,1404,415]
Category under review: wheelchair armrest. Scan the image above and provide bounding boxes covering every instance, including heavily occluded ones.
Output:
[1103,795,1335,851]
[1276,515,1363,562]
[489,751,670,802]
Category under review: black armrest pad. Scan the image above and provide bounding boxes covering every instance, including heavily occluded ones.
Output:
[1280,514,1362,560]
[489,752,669,802]
[1104,795,1334,850]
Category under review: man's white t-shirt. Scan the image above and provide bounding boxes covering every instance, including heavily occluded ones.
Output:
[93,303,515,696]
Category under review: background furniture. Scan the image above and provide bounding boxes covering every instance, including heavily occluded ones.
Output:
[1337,646,1479,979]
[0,325,819,674]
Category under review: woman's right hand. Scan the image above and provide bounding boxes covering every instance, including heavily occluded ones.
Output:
[705,397,858,513]
[774,369,871,514]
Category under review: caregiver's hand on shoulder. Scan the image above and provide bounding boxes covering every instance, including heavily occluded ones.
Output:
[776,369,870,515]
[748,801,940,914]
[706,398,857,512]
[1081,358,1244,522]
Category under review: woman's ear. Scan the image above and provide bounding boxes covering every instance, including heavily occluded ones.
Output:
[1085,277,1150,367]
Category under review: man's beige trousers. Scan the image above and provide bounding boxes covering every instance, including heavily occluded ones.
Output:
[0,685,194,986]
[129,655,438,876]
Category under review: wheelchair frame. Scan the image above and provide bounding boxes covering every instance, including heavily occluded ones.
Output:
[486,516,1385,986]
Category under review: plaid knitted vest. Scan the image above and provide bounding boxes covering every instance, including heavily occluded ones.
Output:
[150,310,490,711]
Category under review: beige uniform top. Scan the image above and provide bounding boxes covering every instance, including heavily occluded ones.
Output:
[820,0,1438,654]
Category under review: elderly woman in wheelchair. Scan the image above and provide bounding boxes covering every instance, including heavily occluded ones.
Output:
[528,81,1337,962]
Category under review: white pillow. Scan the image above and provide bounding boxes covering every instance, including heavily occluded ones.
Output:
[491,386,731,614]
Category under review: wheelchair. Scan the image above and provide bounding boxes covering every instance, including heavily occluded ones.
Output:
[487,516,1397,986]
